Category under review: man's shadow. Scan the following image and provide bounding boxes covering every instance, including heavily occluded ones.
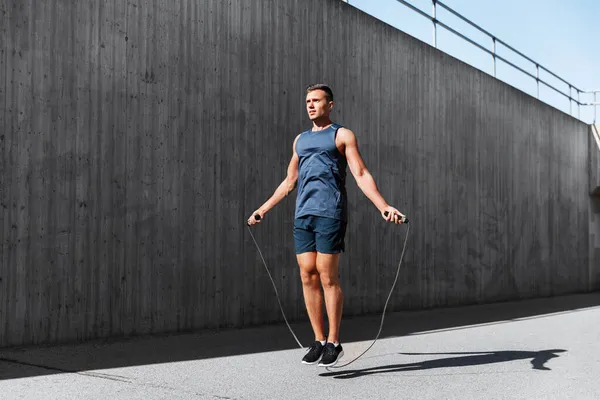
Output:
[319,349,567,379]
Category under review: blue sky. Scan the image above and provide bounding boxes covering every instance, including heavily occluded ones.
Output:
[347,0,600,124]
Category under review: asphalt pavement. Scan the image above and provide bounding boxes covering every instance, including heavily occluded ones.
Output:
[1,292,598,399]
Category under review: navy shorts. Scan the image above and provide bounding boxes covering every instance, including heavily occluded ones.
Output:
[293,215,347,254]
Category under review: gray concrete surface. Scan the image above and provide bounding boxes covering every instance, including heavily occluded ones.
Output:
[1,0,595,348]
[0,292,598,399]
[590,125,600,290]
[591,125,600,192]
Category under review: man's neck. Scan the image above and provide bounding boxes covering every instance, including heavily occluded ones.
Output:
[312,117,333,131]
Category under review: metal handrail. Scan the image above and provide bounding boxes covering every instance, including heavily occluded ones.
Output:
[436,1,584,92]
[433,17,574,101]
[583,90,599,123]
[342,0,596,122]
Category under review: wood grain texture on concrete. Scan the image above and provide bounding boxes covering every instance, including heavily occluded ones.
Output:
[0,0,595,347]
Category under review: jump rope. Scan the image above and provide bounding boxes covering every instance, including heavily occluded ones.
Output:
[246,211,410,369]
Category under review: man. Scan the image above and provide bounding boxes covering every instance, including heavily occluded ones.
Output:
[248,84,406,367]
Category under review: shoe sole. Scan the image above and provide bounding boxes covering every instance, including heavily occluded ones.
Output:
[301,355,322,365]
[318,350,344,367]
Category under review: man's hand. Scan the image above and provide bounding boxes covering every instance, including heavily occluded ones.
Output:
[247,209,265,226]
[381,206,406,224]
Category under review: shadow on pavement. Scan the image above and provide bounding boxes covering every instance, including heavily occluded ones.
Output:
[0,292,597,380]
[319,349,568,379]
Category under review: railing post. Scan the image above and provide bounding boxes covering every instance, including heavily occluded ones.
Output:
[577,91,580,119]
[536,65,540,99]
[492,38,496,77]
[595,92,598,124]
[569,85,572,115]
[432,0,437,48]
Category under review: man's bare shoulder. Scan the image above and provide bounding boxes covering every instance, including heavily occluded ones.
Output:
[337,127,356,143]
[292,133,302,154]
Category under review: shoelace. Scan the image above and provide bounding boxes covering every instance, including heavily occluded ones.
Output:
[307,342,321,353]
[323,345,336,357]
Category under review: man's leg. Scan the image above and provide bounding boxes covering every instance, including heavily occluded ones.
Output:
[296,251,326,341]
[316,252,343,344]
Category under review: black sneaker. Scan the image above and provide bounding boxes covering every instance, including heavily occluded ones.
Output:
[302,341,325,365]
[318,343,344,367]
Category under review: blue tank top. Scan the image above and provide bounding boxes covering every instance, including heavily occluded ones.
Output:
[295,123,348,221]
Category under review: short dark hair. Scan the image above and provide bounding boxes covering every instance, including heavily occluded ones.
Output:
[306,84,333,102]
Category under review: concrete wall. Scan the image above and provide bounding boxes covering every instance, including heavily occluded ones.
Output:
[0,0,595,347]
[590,125,600,290]
[591,126,600,191]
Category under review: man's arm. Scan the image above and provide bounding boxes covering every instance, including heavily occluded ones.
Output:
[248,135,300,225]
[340,128,405,222]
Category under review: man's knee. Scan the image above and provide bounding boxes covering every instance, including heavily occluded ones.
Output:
[316,252,341,289]
[319,273,340,290]
[300,269,320,287]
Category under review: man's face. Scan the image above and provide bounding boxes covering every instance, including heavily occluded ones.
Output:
[306,90,333,120]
